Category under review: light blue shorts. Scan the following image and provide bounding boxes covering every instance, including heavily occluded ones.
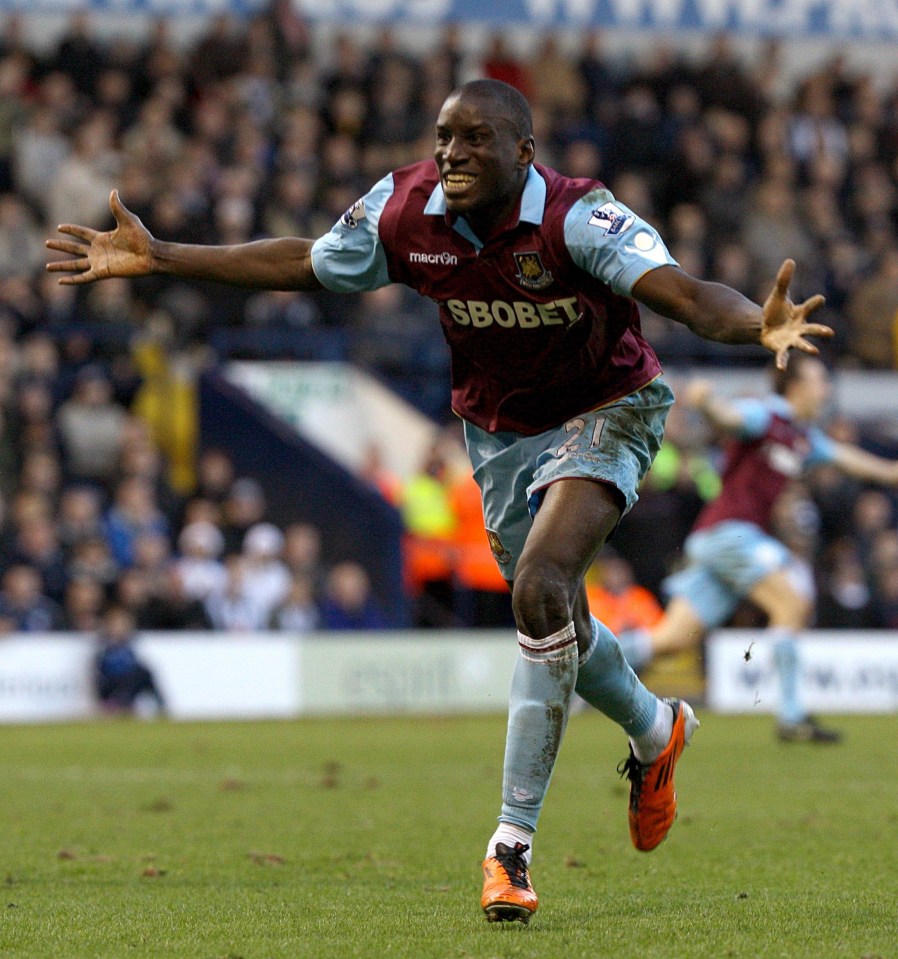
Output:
[663,520,798,628]
[463,378,674,580]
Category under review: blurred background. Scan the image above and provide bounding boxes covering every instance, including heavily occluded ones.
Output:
[0,0,896,721]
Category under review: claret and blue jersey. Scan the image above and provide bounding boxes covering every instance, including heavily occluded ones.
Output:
[310,161,677,435]
[692,394,837,535]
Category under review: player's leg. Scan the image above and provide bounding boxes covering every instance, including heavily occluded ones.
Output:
[748,565,840,743]
[482,476,617,922]
[649,598,707,656]
[514,477,696,850]
[488,478,618,852]
[617,595,707,671]
[618,544,737,672]
[477,380,693,919]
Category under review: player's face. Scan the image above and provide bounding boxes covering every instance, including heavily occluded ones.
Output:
[434,94,534,230]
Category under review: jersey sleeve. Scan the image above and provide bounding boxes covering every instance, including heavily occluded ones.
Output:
[562,188,677,295]
[805,426,838,467]
[310,174,394,293]
[729,398,772,439]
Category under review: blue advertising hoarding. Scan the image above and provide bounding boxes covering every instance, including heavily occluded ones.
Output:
[0,0,896,41]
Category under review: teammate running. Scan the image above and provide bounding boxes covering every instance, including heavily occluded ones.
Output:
[46,79,832,924]
[619,357,898,743]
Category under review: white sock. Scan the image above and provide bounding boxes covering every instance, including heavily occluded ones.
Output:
[630,698,674,763]
[487,823,534,865]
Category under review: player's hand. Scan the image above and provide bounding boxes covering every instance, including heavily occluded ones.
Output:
[760,259,832,370]
[45,190,155,285]
[682,379,714,411]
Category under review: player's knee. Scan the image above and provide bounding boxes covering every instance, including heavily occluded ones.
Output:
[511,559,575,636]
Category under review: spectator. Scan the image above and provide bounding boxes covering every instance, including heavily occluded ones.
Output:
[46,110,120,232]
[400,438,459,627]
[585,551,664,637]
[10,513,68,603]
[816,540,878,629]
[194,447,236,508]
[270,571,320,631]
[56,365,129,485]
[220,477,267,555]
[104,475,169,568]
[0,563,65,632]
[67,535,118,591]
[320,561,387,631]
[282,521,324,593]
[63,574,106,632]
[846,246,898,368]
[56,484,105,553]
[174,520,227,603]
[204,553,267,631]
[142,564,212,630]
[93,604,166,715]
[241,521,291,621]
[481,34,531,99]
[17,447,63,502]
[448,469,514,628]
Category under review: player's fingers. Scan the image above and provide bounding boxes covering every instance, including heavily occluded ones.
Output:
[45,238,89,256]
[775,347,789,371]
[109,189,128,221]
[46,257,91,273]
[800,322,834,338]
[774,258,795,295]
[58,271,97,286]
[56,223,98,242]
[798,293,825,315]
[795,337,821,355]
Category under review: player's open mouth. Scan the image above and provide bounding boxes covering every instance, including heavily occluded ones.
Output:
[443,173,477,195]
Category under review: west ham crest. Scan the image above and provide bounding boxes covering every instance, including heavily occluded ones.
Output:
[486,528,513,565]
[514,251,553,290]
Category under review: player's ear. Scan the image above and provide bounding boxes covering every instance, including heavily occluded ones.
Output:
[517,136,535,168]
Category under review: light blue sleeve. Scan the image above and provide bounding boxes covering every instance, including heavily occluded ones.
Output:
[310,174,394,293]
[563,187,677,296]
[805,426,838,467]
[729,398,772,440]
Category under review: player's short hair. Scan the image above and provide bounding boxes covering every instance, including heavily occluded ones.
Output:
[770,353,822,395]
[453,79,533,139]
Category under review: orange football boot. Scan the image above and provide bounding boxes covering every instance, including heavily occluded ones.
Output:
[481,842,538,924]
[618,698,698,852]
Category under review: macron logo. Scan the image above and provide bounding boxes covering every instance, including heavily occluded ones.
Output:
[409,251,458,265]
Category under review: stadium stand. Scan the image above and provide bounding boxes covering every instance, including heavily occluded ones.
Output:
[0,11,896,631]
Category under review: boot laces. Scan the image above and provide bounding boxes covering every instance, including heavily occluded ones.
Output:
[493,842,531,890]
[617,749,646,795]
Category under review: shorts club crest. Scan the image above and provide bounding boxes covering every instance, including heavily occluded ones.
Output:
[486,528,513,565]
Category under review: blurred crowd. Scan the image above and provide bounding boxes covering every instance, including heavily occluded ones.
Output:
[0,9,896,637]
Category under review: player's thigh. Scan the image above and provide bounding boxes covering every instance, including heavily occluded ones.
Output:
[748,566,813,628]
[519,477,623,581]
[651,596,707,655]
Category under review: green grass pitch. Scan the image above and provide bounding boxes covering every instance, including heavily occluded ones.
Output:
[0,711,894,958]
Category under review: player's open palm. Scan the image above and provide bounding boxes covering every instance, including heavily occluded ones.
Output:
[46,190,155,285]
[760,258,832,369]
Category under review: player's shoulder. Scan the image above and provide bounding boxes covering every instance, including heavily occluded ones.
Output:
[389,159,440,196]
[536,163,606,208]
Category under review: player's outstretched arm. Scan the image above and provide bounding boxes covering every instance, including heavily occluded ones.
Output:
[831,443,898,486]
[680,379,745,434]
[632,258,832,370]
[46,190,324,292]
